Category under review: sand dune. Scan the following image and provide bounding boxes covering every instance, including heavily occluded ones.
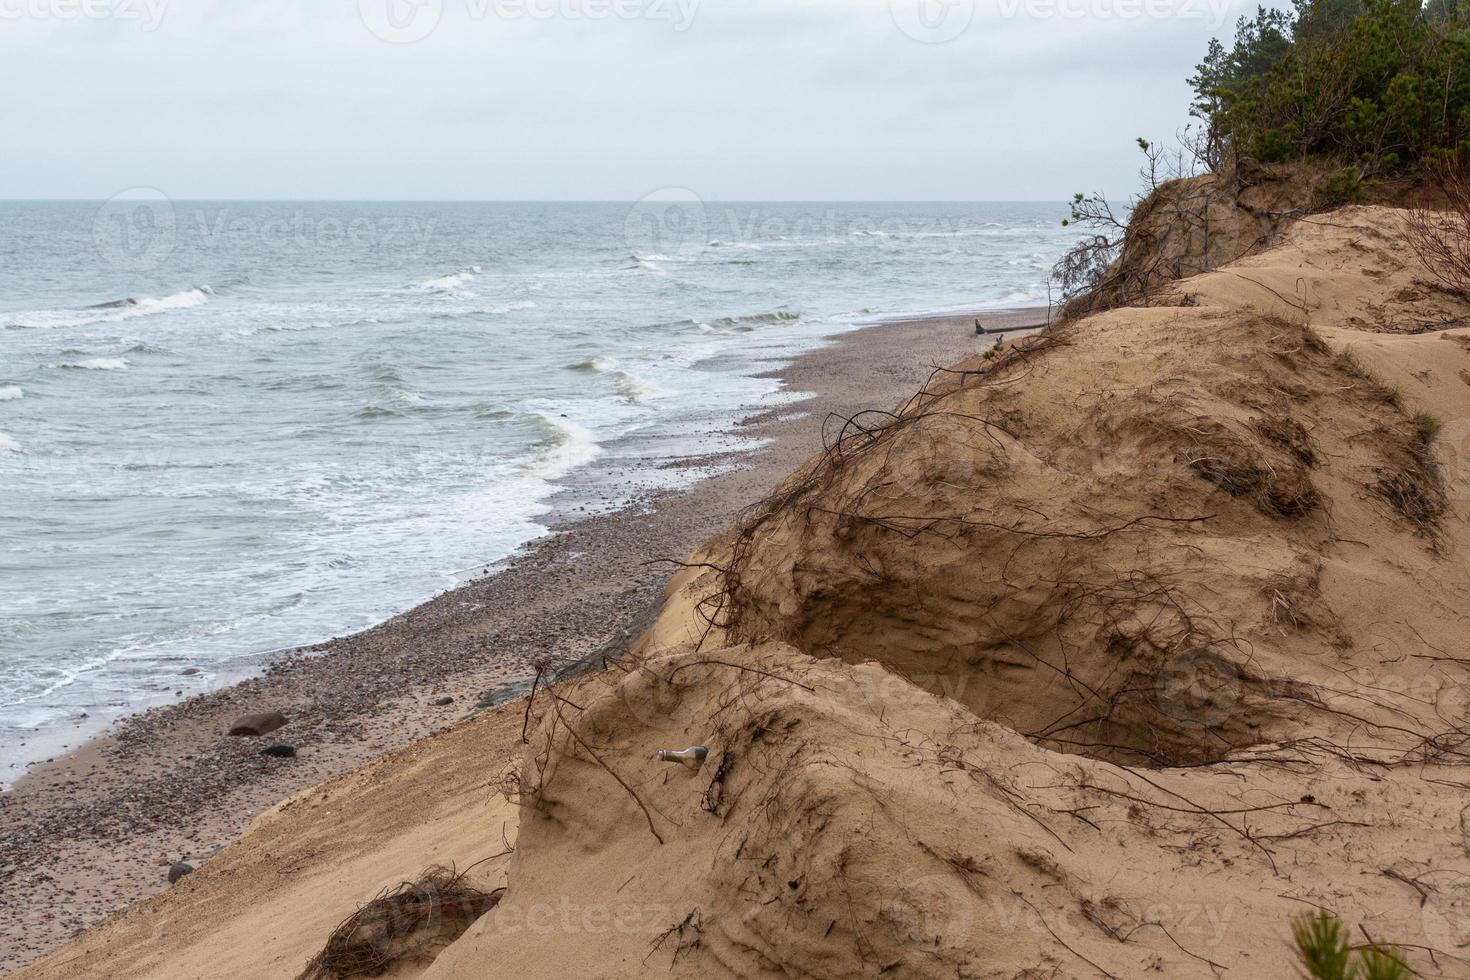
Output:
[19,205,1470,979]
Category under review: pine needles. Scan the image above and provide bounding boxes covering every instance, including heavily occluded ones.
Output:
[1292,911,1412,980]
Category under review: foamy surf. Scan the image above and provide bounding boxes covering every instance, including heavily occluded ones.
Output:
[568,355,621,373]
[57,357,128,371]
[713,310,801,329]
[472,301,536,315]
[4,288,211,329]
[418,267,482,292]
[0,434,19,453]
[528,411,602,480]
[614,371,670,405]
[0,199,1075,789]
[632,256,669,275]
[387,387,425,405]
[230,314,386,338]
[566,356,669,403]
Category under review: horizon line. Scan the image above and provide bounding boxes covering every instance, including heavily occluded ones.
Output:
[0,197,1076,205]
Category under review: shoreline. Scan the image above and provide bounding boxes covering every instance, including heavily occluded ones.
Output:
[0,305,1046,972]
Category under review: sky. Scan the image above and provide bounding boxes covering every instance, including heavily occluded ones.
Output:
[0,0,1272,201]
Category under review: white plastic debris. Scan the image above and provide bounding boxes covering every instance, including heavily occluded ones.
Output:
[657,746,709,770]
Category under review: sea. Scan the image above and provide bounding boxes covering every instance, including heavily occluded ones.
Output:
[0,199,1077,784]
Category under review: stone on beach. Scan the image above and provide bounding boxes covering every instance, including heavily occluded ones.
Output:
[166,863,193,885]
[260,745,296,759]
[226,712,287,737]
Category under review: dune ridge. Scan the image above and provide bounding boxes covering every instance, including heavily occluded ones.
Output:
[17,205,1470,979]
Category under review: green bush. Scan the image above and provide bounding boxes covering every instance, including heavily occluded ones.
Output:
[1191,0,1470,176]
[1316,167,1368,204]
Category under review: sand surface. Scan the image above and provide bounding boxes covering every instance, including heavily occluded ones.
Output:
[0,306,1045,973]
[25,206,1470,980]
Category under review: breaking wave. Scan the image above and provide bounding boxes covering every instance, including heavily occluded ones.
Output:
[4,288,212,330]
[56,357,128,371]
[417,267,481,292]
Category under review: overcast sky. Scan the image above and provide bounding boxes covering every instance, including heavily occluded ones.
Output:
[0,0,1271,200]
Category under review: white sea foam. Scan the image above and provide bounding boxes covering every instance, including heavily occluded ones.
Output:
[713,310,800,328]
[0,433,18,453]
[418,267,481,292]
[387,387,425,405]
[0,386,22,401]
[614,371,670,405]
[230,314,386,338]
[566,356,668,404]
[4,288,211,330]
[569,355,621,373]
[472,301,536,315]
[529,411,602,479]
[58,357,128,371]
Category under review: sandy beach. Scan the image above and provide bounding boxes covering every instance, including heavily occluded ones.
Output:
[0,306,1047,973]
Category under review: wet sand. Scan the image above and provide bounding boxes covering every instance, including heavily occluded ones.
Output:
[0,306,1046,972]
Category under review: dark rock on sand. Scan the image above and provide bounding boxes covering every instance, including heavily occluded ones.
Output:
[261,745,296,759]
[167,862,194,884]
[432,696,454,707]
[226,712,287,737]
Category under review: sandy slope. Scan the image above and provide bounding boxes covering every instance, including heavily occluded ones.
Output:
[18,206,1470,979]
[0,308,1039,974]
[11,702,522,980]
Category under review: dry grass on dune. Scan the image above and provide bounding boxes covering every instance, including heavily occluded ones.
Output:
[513,205,1470,977]
[660,303,1455,770]
[18,204,1470,980]
[298,865,504,980]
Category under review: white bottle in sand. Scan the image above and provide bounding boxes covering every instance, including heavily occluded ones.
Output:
[656,746,709,770]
